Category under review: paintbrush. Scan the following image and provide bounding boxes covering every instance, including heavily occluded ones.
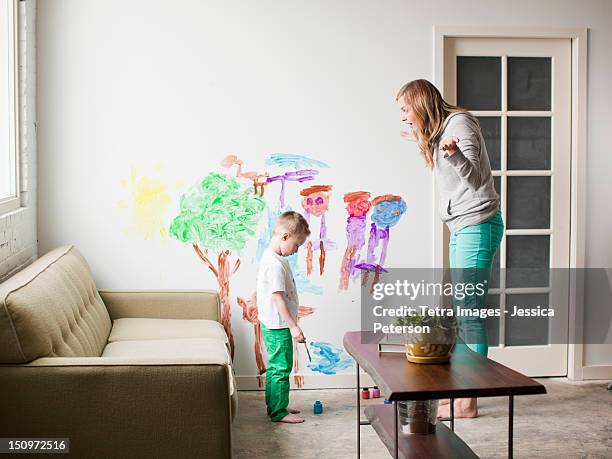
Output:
[303,341,312,362]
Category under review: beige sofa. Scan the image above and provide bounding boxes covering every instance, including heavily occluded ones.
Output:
[0,246,236,458]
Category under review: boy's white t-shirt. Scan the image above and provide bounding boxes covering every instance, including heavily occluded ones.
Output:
[256,249,299,329]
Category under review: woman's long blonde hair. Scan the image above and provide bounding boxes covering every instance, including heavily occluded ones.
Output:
[396,79,466,168]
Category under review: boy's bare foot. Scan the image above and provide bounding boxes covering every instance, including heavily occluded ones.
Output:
[288,408,301,414]
[278,413,304,423]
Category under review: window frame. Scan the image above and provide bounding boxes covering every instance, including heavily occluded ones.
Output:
[0,0,20,215]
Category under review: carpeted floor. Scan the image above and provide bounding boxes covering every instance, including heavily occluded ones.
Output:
[233,379,612,458]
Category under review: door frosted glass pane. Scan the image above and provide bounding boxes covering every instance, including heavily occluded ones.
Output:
[508,57,552,111]
[506,235,550,288]
[477,117,501,170]
[457,56,501,110]
[505,294,549,346]
[507,176,550,229]
[507,117,551,170]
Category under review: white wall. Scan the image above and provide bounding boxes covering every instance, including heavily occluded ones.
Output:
[37,0,612,377]
[0,0,37,281]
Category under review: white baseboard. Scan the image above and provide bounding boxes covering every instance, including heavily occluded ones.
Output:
[236,372,376,391]
[581,364,612,380]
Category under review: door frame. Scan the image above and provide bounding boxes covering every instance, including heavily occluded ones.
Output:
[433,26,589,380]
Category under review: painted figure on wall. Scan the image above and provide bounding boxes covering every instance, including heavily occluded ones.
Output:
[355,194,407,287]
[237,293,267,387]
[339,191,372,290]
[256,154,328,294]
[300,185,334,276]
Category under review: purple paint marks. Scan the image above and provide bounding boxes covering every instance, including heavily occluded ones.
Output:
[267,170,319,208]
[340,192,373,290]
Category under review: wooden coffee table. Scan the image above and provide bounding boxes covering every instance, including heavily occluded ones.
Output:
[343,331,546,459]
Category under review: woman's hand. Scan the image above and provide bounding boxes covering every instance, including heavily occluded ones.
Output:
[440,136,460,156]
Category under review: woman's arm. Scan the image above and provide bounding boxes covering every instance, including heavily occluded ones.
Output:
[441,118,483,191]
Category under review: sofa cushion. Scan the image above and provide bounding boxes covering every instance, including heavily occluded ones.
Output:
[101,338,235,397]
[108,318,228,343]
[0,246,111,363]
[102,338,231,361]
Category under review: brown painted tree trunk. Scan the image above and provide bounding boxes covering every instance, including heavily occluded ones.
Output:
[193,244,236,358]
[216,250,235,358]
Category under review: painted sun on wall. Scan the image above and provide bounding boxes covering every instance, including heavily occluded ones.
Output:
[121,154,406,386]
[117,164,185,240]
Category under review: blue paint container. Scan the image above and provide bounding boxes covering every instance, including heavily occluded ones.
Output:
[313,400,323,414]
[383,399,392,404]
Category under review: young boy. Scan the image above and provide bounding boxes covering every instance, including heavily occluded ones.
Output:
[257,211,310,424]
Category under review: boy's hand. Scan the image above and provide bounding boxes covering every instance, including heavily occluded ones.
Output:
[290,325,306,343]
[440,136,460,156]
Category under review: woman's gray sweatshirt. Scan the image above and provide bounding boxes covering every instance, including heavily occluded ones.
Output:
[434,111,500,233]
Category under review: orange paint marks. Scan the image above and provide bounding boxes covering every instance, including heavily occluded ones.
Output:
[237,293,266,388]
[300,184,332,196]
[319,240,325,276]
[306,240,313,275]
[372,194,402,205]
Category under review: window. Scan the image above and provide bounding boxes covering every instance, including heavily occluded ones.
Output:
[0,0,19,215]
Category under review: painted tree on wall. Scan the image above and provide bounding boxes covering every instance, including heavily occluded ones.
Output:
[169,172,265,357]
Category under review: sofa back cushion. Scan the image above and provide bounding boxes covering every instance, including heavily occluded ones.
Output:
[0,246,111,363]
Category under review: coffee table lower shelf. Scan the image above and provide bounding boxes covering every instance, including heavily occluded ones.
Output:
[364,405,478,459]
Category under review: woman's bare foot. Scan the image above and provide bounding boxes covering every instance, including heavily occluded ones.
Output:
[437,398,478,418]
[278,413,304,423]
[288,408,301,414]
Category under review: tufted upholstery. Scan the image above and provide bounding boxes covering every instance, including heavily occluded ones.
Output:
[0,246,111,363]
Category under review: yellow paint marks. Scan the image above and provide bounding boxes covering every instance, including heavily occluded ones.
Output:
[118,165,184,240]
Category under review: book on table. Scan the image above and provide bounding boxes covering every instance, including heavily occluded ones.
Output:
[377,333,406,353]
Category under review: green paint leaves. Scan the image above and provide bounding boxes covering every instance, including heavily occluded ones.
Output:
[169,172,265,253]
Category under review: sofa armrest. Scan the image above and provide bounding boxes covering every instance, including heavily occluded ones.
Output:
[99,290,221,322]
[0,360,233,458]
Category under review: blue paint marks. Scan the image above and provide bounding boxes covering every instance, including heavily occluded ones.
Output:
[307,341,353,375]
[289,255,323,295]
[265,154,329,170]
[255,203,322,295]
[371,198,407,228]
[256,205,280,262]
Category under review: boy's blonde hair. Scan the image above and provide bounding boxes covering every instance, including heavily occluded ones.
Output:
[274,211,311,236]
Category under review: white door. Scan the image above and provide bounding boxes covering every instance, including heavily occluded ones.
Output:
[443,37,572,376]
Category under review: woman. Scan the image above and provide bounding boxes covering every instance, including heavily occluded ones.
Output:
[397,79,504,418]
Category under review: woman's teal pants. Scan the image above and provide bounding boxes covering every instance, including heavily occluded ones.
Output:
[449,210,504,357]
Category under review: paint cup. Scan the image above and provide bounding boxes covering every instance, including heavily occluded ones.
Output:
[313,400,323,415]
[371,386,381,398]
[361,388,370,400]
[383,399,392,404]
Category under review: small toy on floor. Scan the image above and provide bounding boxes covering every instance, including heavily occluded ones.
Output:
[313,400,323,414]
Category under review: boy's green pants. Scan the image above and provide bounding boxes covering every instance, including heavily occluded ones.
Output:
[261,324,293,421]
